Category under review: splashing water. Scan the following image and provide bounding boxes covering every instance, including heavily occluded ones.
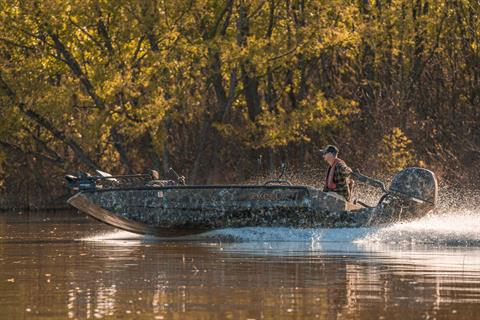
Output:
[81,230,145,242]
[81,209,480,247]
[202,211,480,272]
[357,210,480,246]
[78,205,480,272]
[205,211,479,246]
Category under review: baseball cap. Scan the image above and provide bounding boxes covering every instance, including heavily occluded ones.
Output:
[320,145,339,155]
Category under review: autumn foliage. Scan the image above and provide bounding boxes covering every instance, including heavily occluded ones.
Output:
[0,1,478,208]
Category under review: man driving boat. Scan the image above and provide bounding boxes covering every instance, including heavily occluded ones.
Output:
[321,145,353,201]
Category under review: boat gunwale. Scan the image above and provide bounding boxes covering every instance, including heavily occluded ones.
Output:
[79,184,317,194]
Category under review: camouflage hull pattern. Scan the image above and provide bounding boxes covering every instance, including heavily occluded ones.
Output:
[67,167,438,237]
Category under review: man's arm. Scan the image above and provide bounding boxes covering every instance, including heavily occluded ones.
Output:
[337,162,352,179]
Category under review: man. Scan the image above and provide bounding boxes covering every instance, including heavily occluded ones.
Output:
[321,145,353,201]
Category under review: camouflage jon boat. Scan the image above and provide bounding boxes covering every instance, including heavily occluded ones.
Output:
[65,167,437,237]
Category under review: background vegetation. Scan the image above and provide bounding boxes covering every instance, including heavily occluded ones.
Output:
[0,0,478,208]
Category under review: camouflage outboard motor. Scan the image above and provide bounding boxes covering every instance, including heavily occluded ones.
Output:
[368,167,438,224]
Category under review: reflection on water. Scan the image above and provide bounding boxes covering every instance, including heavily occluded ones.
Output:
[1,210,480,319]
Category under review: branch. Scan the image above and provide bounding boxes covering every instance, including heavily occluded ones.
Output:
[206,0,234,39]
[47,30,106,110]
[131,36,145,63]
[265,0,276,39]
[0,140,64,166]
[68,17,107,54]
[268,44,298,61]
[0,70,99,170]
[222,69,237,122]
[248,0,267,19]
[22,125,65,164]
[94,4,115,55]
[22,108,99,170]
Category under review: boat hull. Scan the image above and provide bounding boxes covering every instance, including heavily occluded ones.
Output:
[68,185,371,236]
[67,167,438,237]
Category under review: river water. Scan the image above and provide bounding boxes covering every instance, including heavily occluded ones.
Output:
[1,209,480,319]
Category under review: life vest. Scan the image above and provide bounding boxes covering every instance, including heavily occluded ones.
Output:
[325,158,340,190]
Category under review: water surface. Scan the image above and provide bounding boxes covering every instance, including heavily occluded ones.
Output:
[1,210,480,319]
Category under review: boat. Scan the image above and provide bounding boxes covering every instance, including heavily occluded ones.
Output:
[65,167,438,237]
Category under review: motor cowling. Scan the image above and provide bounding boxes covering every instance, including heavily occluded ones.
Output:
[369,167,438,224]
[390,167,437,206]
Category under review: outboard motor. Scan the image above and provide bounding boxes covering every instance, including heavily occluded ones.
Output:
[390,167,437,205]
[372,167,438,223]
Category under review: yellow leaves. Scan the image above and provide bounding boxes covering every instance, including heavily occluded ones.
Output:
[379,127,414,174]
[166,30,180,46]
[471,41,478,52]
[218,92,358,150]
[104,84,170,143]
[212,123,236,137]
[0,1,447,171]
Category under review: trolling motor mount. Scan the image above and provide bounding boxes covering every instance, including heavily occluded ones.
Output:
[263,163,293,186]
